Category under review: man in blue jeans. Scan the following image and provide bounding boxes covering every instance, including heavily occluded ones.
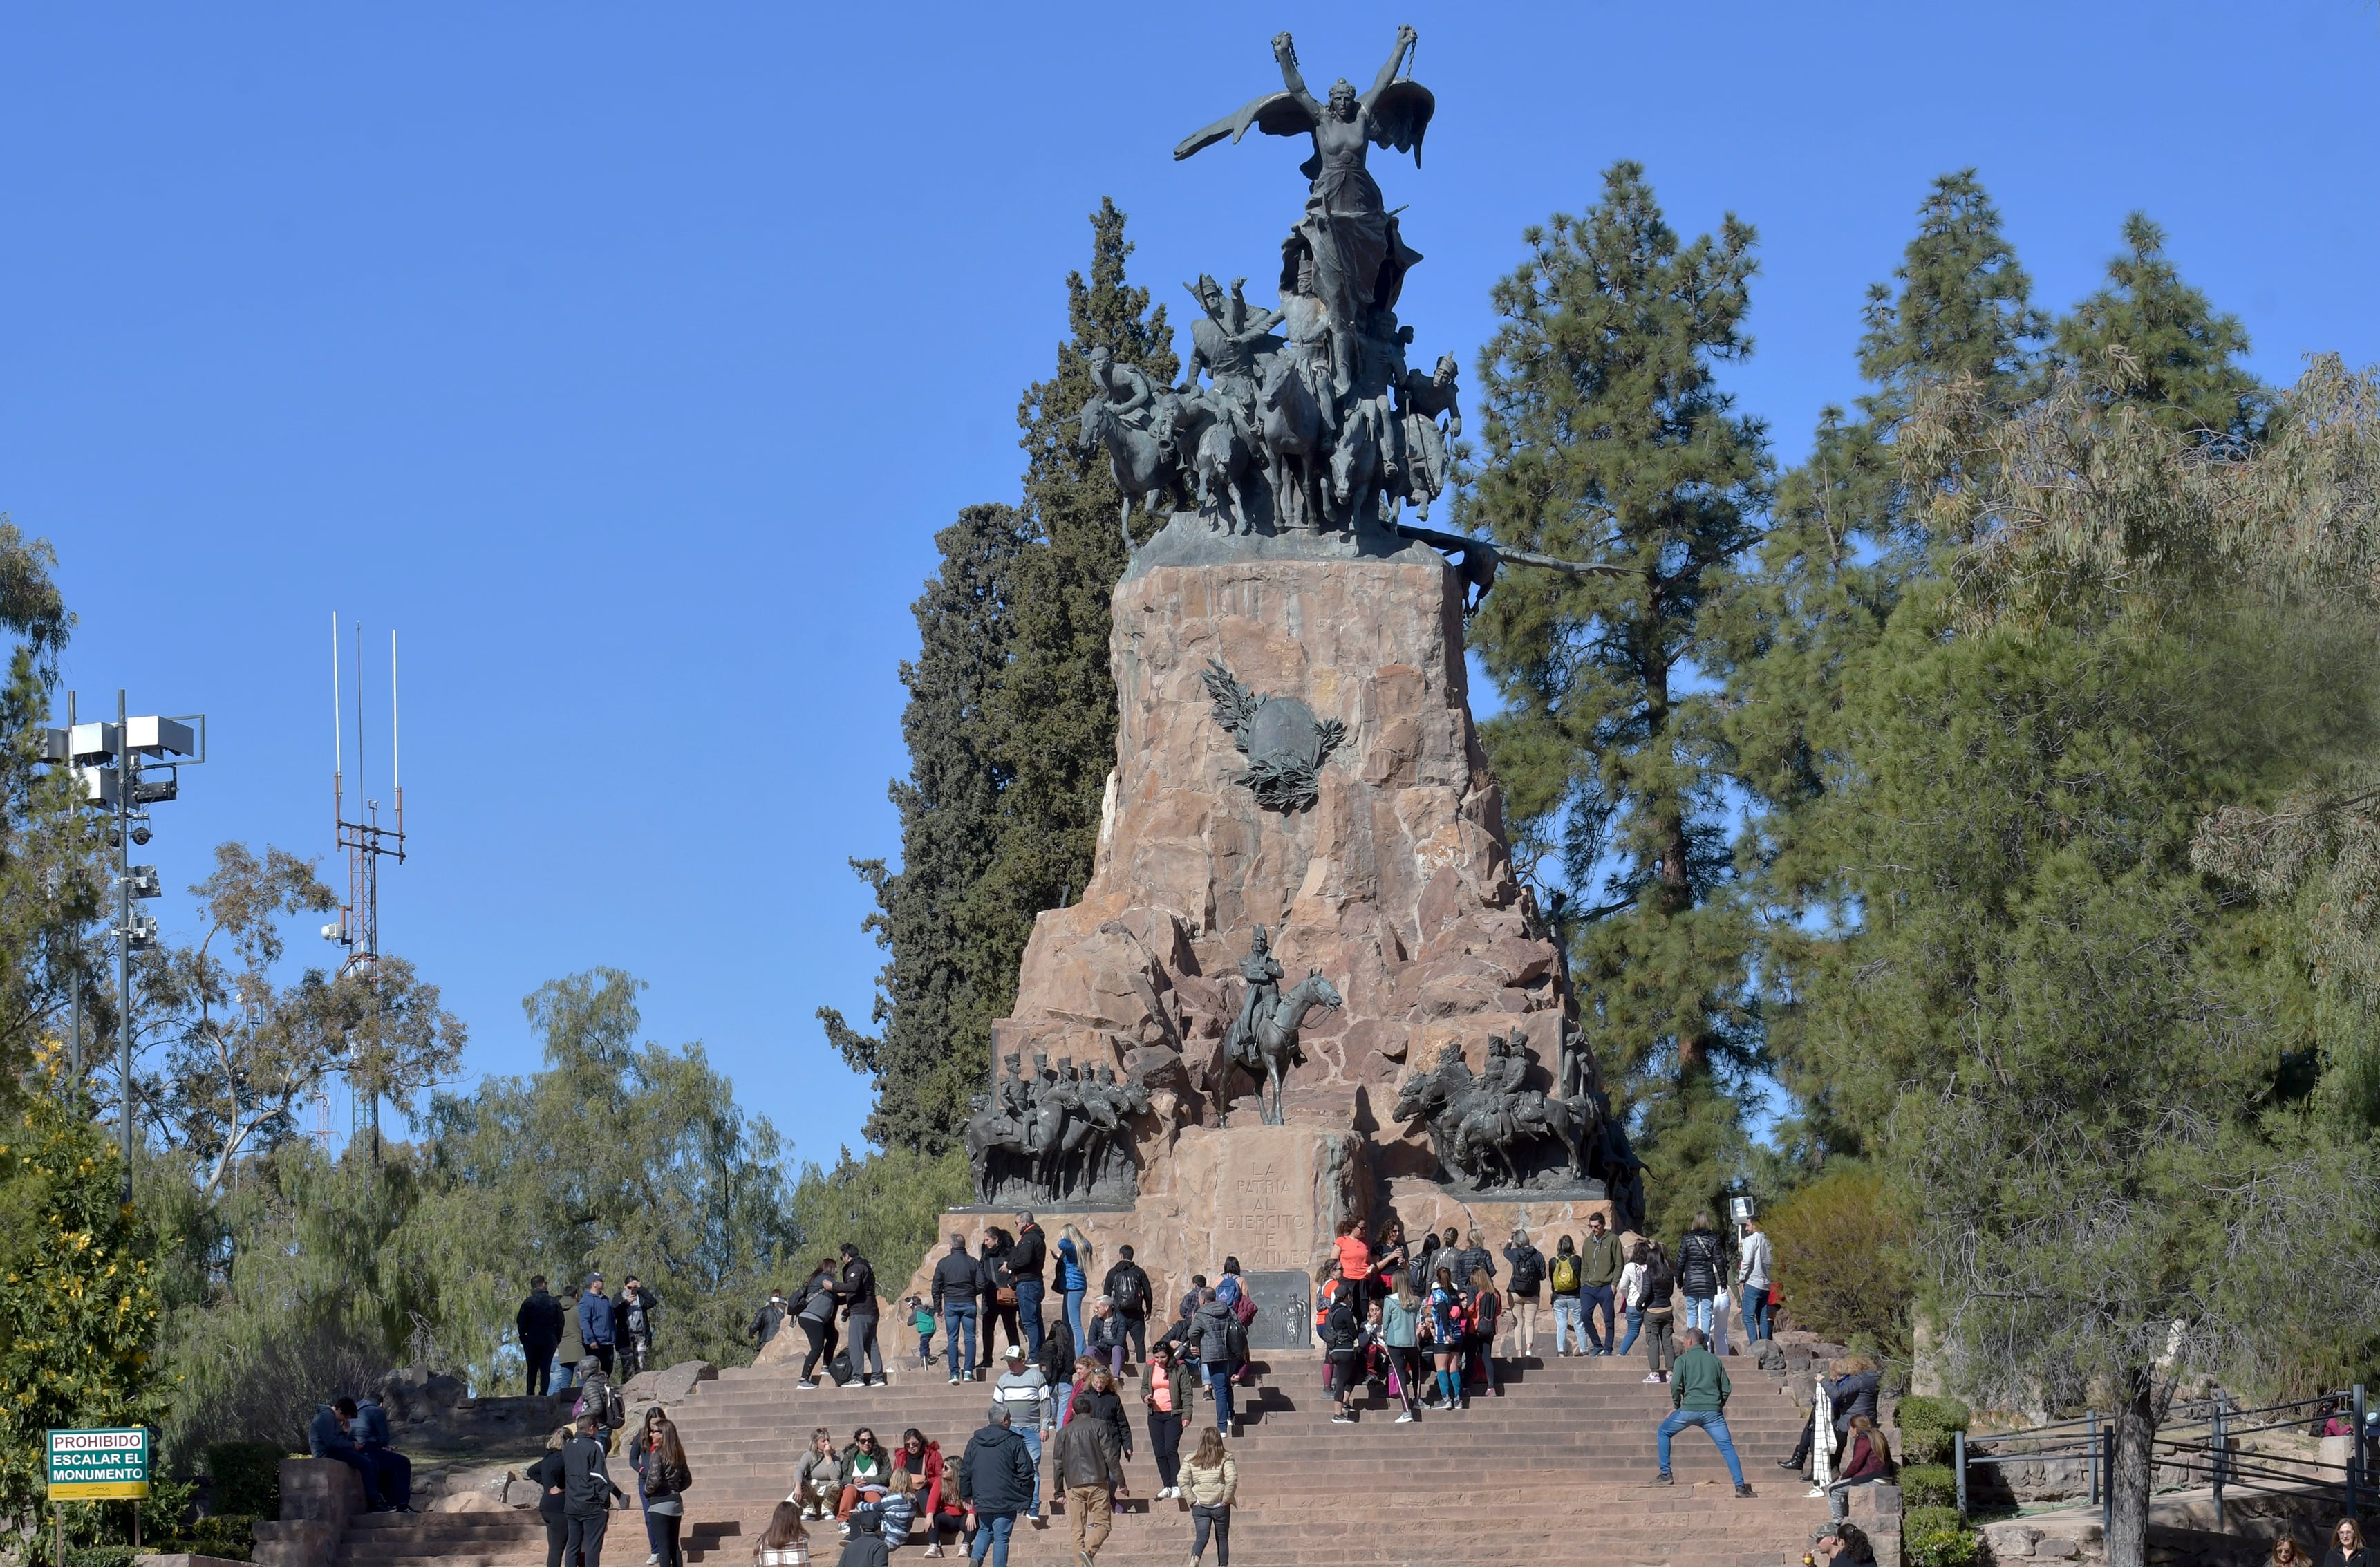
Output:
[932,1234,982,1385]
[1649,1328,1754,1497]
[1007,1212,1049,1358]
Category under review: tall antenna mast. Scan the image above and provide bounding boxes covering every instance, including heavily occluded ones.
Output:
[325,614,409,1166]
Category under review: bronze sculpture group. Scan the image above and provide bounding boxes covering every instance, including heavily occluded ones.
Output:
[1080,26,1462,549]
[1394,1034,1648,1228]
[964,1053,1152,1208]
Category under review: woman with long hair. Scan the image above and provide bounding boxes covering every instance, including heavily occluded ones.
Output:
[2323,1519,2370,1567]
[526,1427,572,1567]
[1827,1414,1895,1520]
[2272,1539,2309,1567]
[1465,1266,1503,1398]
[1380,1273,1425,1423]
[1617,1239,1650,1356]
[977,1228,1018,1366]
[1143,1341,1193,1497]
[1058,1223,1094,1355]
[1639,1241,1678,1384]
[794,1257,841,1389]
[1425,1264,1467,1411]
[1182,1427,1237,1566]
[632,1410,695,1567]
[753,1500,810,1567]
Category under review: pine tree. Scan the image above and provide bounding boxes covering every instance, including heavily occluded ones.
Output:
[819,503,1028,1153]
[1465,162,1771,1237]
[977,199,1177,980]
[2054,212,2267,444]
[1718,171,2048,1163]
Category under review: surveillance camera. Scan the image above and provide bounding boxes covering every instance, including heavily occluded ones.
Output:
[321,922,341,941]
[130,825,152,847]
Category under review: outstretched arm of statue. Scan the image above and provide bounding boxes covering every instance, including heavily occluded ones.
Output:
[1272,30,1322,115]
[1364,24,1418,106]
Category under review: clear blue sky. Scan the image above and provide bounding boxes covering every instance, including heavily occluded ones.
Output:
[6,3,2372,1169]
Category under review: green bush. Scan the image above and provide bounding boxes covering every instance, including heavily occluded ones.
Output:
[66,1548,143,1567]
[1895,1396,1971,1431]
[1900,1463,1958,1509]
[1903,1506,1979,1567]
[180,1514,258,1561]
[1896,1396,1971,1467]
[1765,1167,1915,1353]
[204,1442,283,1519]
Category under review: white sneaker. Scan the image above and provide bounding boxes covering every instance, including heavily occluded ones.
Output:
[1394,1411,1415,1424]
[1642,1372,1664,1383]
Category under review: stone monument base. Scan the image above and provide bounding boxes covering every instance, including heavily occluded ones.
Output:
[903,1125,1626,1339]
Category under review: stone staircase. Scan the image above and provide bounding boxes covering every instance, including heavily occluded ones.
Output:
[332,1351,1834,1566]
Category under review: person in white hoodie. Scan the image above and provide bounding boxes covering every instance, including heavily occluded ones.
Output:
[1737,1218,1775,1342]
[1615,1241,1650,1357]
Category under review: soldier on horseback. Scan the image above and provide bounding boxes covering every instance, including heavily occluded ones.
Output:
[1227,925,1285,1069]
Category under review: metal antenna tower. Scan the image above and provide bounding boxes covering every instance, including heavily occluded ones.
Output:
[326,614,406,1164]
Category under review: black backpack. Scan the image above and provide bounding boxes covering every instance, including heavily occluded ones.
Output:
[1109,1267,1149,1316]
[1509,1248,1545,1295]
[1324,1299,1360,1356]
[829,1349,856,1387]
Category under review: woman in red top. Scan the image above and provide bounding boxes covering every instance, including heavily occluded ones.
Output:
[1333,1217,1374,1314]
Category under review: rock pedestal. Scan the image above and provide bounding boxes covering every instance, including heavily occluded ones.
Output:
[912,541,1615,1320]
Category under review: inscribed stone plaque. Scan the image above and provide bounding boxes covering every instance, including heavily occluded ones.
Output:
[1244,1270,1312,1353]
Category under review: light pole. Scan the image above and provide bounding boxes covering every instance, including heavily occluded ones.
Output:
[42,696,203,1203]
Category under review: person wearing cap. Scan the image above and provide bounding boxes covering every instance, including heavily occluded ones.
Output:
[991,1343,1053,1524]
[579,1274,619,1374]
[1007,1212,1049,1360]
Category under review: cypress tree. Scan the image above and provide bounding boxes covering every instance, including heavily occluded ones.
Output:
[1465,162,1771,1236]
[825,203,1174,1147]
[977,199,1177,974]
[820,503,1028,1154]
[2053,212,2267,444]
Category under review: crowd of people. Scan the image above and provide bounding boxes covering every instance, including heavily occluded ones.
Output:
[514,1272,668,1394]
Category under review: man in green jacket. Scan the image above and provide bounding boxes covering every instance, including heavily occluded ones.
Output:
[1577,1211,1625,1355]
[1650,1328,1753,1496]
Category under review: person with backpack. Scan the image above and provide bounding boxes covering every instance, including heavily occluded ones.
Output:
[1580,1210,1626,1355]
[1548,1235,1585,1356]
[1502,1228,1546,1359]
[518,1275,565,1396]
[1322,1283,1364,1424]
[574,1359,624,1451]
[1425,1265,1467,1411]
[789,1261,841,1389]
[1099,1245,1152,1366]
[1676,1212,1725,1338]
[1186,1288,1244,1436]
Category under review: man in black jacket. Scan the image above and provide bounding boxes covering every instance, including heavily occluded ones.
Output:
[748,1288,790,1355]
[562,1412,624,1567]
[932,1235,982,1385]
[836,1243,886,1388]
[1007,1212,1049,1360]
[959,1407,1038,1567]
[1100,1246,1153,1366]
[517,1275,565,1396]
[1678,1212,1726,1340]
